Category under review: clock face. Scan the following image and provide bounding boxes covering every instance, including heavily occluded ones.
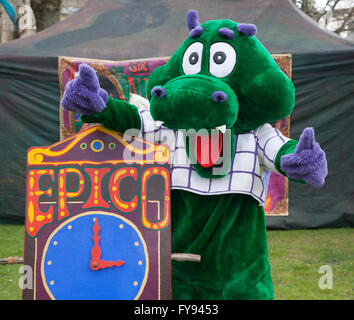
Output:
[41,211,148,300]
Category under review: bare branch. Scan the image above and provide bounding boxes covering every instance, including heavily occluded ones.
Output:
[330,0,342,11]
[333,7,354,34]
[295,0,353,38]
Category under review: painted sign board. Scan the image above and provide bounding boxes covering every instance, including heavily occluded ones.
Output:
[23,125,171,300]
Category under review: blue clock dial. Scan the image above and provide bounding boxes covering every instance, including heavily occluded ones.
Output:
[41,211,148,300]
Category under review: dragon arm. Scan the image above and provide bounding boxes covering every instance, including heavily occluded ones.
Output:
[256,124,327,187]
[81,96,141,134]
[274,140,305,183]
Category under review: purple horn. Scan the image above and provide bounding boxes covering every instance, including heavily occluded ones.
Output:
[187,10,200,30]
[236,23,257,37]
[187,9,203,38]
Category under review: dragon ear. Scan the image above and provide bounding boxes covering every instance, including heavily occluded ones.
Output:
[236,23,257,37]
[186,9,203,38]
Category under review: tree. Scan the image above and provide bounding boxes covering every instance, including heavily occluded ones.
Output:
[30,0,61,32]
[292,0,354,38]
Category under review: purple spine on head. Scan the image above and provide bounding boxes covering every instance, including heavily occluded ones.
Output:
[187,9,203,38]
[236,23,257,37]
[218,27,235,39]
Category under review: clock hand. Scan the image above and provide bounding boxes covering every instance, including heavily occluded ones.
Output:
[90,218,126,271]
[90,218,102,270]
[96,259,126,270]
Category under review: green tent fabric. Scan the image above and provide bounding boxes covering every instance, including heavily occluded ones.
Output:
[0,0,353,228]
[0,0,352,58]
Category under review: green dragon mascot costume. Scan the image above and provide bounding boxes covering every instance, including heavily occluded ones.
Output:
[61,10,328,299]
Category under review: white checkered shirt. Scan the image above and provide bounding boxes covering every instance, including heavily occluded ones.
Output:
[131,95,290,205]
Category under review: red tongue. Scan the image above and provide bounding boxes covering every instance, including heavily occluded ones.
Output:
[195,133,223,168]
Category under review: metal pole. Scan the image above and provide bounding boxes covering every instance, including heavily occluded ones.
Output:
[171,253,201,263]
[0,257,23,265]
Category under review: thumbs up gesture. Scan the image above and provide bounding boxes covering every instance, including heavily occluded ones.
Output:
[61,64,108,115]
[280,127,328,187]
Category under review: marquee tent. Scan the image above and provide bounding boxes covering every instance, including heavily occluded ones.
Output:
[0,0,353,229]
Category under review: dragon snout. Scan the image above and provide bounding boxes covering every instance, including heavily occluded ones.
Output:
[149,75,238,129]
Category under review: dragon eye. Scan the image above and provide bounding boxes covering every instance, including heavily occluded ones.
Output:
[209,42,236,78]
[182,42,203,75]
[189,52,199,65]
[213,51,226,64]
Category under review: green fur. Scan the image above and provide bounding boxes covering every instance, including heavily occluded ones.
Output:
[80,14,299,300]
[146,18,295,177]
[81,96,141,133]
[171,190,274,300]
[150,74,238,130]
[148,19,295,134]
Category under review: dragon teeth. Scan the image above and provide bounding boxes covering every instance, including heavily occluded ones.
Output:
[155,120,165,126]
[216,125,226,134]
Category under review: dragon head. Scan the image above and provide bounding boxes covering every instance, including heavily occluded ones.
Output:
[147,10,295,177]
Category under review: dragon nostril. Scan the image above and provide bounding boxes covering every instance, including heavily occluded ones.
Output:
[212,91,227,103]
[152,86,166,98]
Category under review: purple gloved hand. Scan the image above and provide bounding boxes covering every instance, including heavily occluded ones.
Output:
[61,63,108,115]
[280,127,328,188]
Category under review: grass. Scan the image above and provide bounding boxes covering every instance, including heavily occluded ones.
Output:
[267,228,353,300]
[0,224,353,300]
[0,224,24,300]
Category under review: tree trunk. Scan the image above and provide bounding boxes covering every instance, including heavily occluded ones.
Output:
[30,0,61,32]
